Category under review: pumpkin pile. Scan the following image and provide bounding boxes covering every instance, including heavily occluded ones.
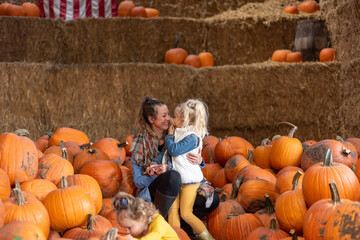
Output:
[0,2,40,17]
[284,0,320,14]
[117,0,159,18]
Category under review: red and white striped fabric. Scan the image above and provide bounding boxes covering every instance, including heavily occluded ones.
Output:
[38,0,117,20]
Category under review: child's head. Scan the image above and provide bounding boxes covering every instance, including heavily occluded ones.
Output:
[112,191,158,237]
[174,99,209,139]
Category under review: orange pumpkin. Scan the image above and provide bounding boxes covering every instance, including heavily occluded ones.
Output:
[91,138,127,166]
[253,138,272,169]
[301,140,316,153]
[0,221,46,240]
[0,198,4,227]
[233,165,277,185]
[221,212,263,240]
[145,7,159,17]
[20,178,57,203]
[275,171,307,234]
[3,187,50,237]
[165,36,188,64]
[198,52,215,67]
[117,0,134,17]
[286,51,303,62]
[302,149,360,207]
[275,168,304,196]
[21,2,40,17]
[73,148,110,173]
[224,150,254,183]
[172,226,191,240]
[246,218,290,239]
[6,4,25,16]
[319,48,336,62]
[202,135,219,163]
[213,168,227,188]
[272,49,291,62]
[269,122,303,170]
[48,127,90,147]
[123,134,135,156]
[254,194,279,228]
[214,136,249,167]
[99,198,114,217]
[299,0,320,13]
[284,2,298,14]
[0,168,11,200]
[282,229,305,240]
[0,2,11,15]
[80,159,122,198]
[131,6,146,17]
[35,133,51,152]
[201,153,223,184]
[105,210,130,236]
[44,176,96,232]
[118,165,137,196]
[63,140,83,157]
[184,54,202,68]
[303,181,352,240]
[43,140,74,165]
[0,131,38,185]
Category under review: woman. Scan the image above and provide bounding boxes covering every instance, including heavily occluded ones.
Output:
[130,96,219,239]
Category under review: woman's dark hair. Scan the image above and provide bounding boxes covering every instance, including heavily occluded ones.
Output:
[135,96,166,134]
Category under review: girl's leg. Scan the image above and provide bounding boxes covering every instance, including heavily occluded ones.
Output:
[168,195,180,227]
[148,170,181,218]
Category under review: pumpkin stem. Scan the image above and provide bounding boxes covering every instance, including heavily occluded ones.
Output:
[13,129,30,137]
[148,0,154,8]
[264,193,275,214]
[272,135,281,142]
[289,229,297,240]
[269,218,277,230]
[261,138,270,146]
[324,148,333,167]
[327,41,331,48]
[61,148,68,160]
[117,141,128,149]
[79,143,91,150]
[46,131,53,138]
[231,176,244,199]
[247,149,254,163]
[277,122,298,138]
[174,35,179,48]
[14,179,21,190]
[220,193,227,202]
[329,181,341,205]
[336,135,345,143]
[292,171,302,190]
[86,214,94,230]
[60,176,68,189]
[192,46,196,55]
[13,188,26,206]
[209,151,214,164]
[59,140,64,148]
[101,228,118,240]
[88,148,97,154]
[215,187,223,193]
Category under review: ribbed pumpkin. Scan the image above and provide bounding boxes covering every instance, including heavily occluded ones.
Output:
[48,127,90,147]
[275,166,303,178]
[237,176,277,213]
[254,194,279,228]
[21,2,40,17]
[0,221,46,240]
[99,198,114,217]
[323,201,360,239]
[3,186,50,237]
[123,134,135,156]
[216,183,233,200]
[73,148,110,173]
[303,182,352,240]
[301,139,357,171]
[225,150,254,183]
[0,168,11,200]
[302,149,360,206]
[35,133,51,152]
[299,0,320,13]
[282,229,305,240]
[44,176,96,232]
[201,152,223,184]
[269,122,303,170]
[233,165,277,185]
[246,218,290,240]
[253,138,272,169]
[221,212,263,240]
[48,230,61,240]
[214,136,249,167]
[0,131,38,185]
[302,140,316,153]
[207,180,245,240]
[213,168,227,188]
[80,159,122,198]
[66,174,103,214]
[43,140,74,165]
[275,171,307,234]
[20,178,57,203]
[91,138,128,166]
[118,165,137,196]
[202,135,219,163]
[336,136,358,168]
[0,198,4,227]
[37,153,74,186]
[344,137,360,154]
[63,214,112,239]
[275,168,304,196]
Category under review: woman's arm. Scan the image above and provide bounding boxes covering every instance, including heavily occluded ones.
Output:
[131,157,157,189]
[164,134,199,157]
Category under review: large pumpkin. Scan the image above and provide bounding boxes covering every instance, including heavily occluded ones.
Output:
[91,138,127,166]
[118,165,137,196]
[0,221,46,240]
[0,131,38,185]
[246,219,290,240]
[202,135,219,163]
[48,127,90,147]
[269,122,303,170]
[213,168,227,188]
[43,140,75,165]
[0,198,4,227]
[20,178,57,203]
[214,136,249,167]
[302,149,360,207]
[254,193,279,228]
[224,150,254,183]
[73,148,110,173]
[221,212,263,240]
[0,168,11,200]
[44,176,96,232]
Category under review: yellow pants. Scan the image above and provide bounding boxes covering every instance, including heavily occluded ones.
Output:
[168,183,205,234]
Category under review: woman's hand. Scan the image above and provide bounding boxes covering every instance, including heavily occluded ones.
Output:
[154,164,169,175]
[144,163,169,176]
[186,149,203,165]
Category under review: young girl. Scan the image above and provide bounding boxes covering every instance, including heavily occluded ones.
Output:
[165,99,214,240]
[112,191,180,240]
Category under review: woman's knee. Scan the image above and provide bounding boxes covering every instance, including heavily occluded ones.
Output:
[157,170,181,195]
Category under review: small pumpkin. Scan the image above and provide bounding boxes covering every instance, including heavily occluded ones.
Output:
[272,49,291,62]
[145,7,159,17]
[202,136,219,163]
[224,150,254,183]
[21,2,40,17]
[184,54,202,68]
[319,48,336,62]
[285,2,298,14]
[73,147,110,173]
[165,35,188,64]
[123,134,135,156]
[131,6,147,17]
[253,138,272,169]
[6,3,25,16]
[254,194,279,228]
[198,52,215,67]
[117,0,134,17]
[299,0,320,13]
[286,51,303,62]
[0,2,11,15]
[201,151,223,184]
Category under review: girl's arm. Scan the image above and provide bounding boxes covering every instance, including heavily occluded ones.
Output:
[164,134,199,157]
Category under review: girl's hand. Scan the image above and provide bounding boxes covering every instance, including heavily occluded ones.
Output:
[186,149,202,165]
[168,125,175,135]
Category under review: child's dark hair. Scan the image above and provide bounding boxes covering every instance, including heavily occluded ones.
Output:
[136,96,166,134]
[112,191,158,224]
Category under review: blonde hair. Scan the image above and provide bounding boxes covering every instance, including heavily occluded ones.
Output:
[112,191,158,224]
[135,96,166,138]
[176,99,209,139]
